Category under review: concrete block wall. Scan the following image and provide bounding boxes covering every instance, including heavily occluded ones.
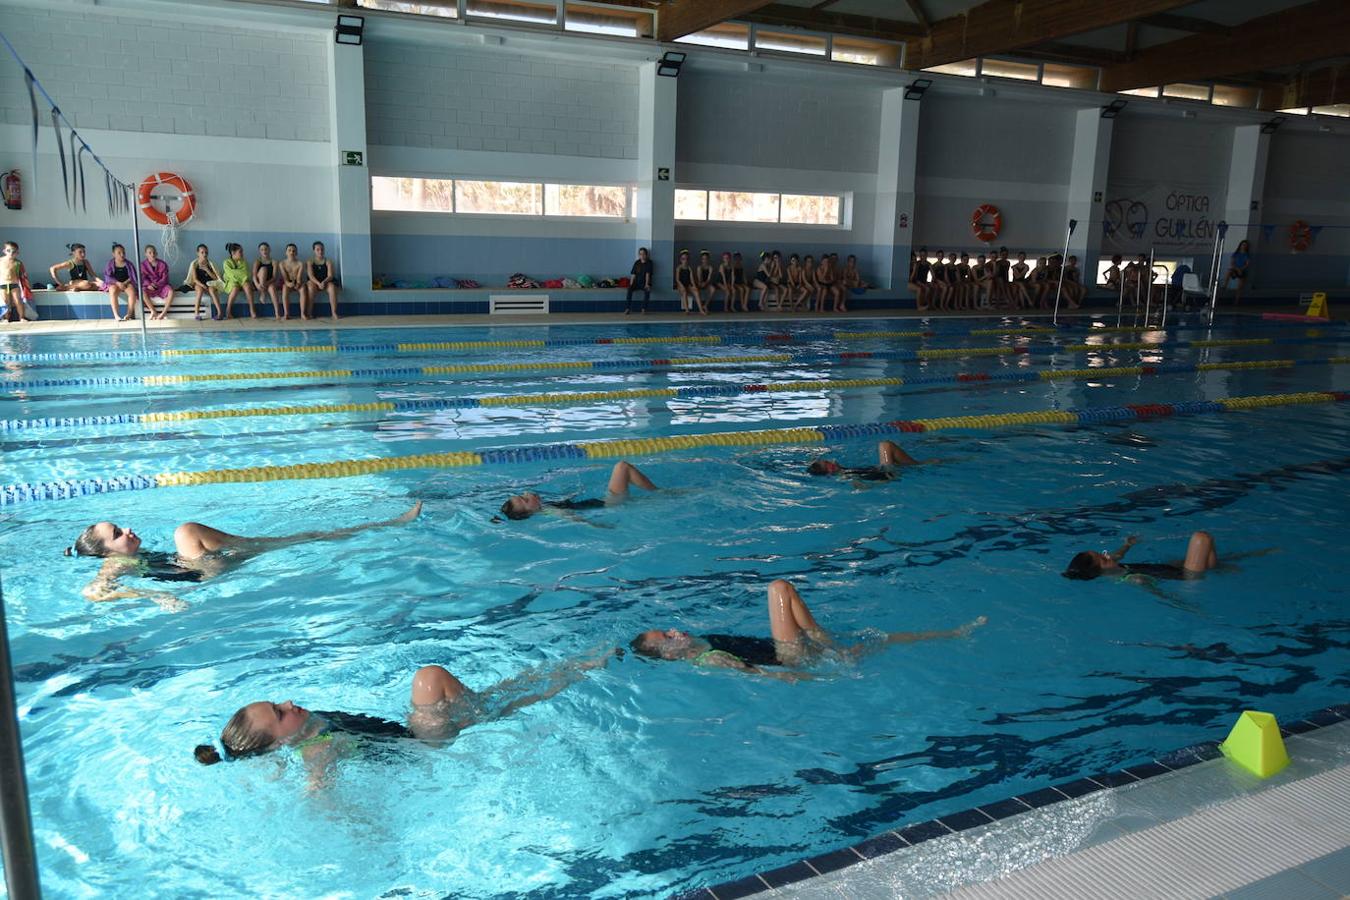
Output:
[914,95,1075,253]
[0,2,330,142]
[364,41,639,158]
[1259,130,1350,289]
[675,71,881,174]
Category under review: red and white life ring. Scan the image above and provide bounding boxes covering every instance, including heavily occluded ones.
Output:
[1288,219,1312,253]
[971,204,1002,242]
[137,172,196,226]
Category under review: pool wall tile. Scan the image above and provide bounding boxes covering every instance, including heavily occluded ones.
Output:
[978,797,1034,820]
[803,847,864,875]
[853,831,908,858]
[707,874,770,900]
[757,861,817,889]
[937,808,995,832]
[1016,786,1070,808]
[1087,770,1141,788]
[1053,777,1106,798]
[896,820,954,845]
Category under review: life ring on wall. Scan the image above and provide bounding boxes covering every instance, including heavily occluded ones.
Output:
[137,172,196,226]
[1288,219,1313,253]
[971,204,1002,242]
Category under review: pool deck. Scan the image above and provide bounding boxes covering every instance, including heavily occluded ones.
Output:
[749,717,1350,900]
[0,304,1338,337]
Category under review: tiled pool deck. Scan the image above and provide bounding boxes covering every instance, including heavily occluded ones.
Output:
[682,707,1350,899]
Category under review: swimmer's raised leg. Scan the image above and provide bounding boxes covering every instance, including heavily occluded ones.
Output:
[878,440,919,467]
[605,460,656,501]
[172,500,423,560]
[768,579,839,665]
[1182,530,1218,574]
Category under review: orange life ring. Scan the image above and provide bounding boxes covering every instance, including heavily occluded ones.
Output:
[137,172,195,226]
[971,204,1002,242]
[1288,219,1312,253]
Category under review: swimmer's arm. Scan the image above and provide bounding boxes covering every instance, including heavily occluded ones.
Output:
[1106,535,1139,562]
[546,506,614,529]
[82,562,185,611]
[698,653,813,683]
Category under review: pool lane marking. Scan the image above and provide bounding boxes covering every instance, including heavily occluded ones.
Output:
[2,319,1342,365]
[4,356,1347,433]
[3,390,1345,505]
[6,335,1346,395]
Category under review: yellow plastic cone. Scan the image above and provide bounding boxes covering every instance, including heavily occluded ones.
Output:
[1219,711,1290,778]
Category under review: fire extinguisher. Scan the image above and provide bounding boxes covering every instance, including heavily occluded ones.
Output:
[1,170,20,210]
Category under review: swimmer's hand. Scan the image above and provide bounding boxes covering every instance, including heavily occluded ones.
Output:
[150,592,187,613]
[955,616,988,638]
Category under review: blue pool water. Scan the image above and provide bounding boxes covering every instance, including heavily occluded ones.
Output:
[1,315,1348,898]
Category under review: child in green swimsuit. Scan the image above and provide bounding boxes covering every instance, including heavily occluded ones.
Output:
[221,242,256,319]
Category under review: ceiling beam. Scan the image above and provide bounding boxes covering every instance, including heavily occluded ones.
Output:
[1136,13,1230,35]
[904,0,1192,71]
[904,0,931,33]
[1099,0,1350,93]
[657,0,776,42]
[1277,63,1350,109]
[740,4,925,42]
[1012,41,1127,66]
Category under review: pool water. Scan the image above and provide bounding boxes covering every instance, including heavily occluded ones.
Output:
[2,315,1347,898]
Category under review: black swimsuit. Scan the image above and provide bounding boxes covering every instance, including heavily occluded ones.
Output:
[312,262,329,281]
[676,266,693,288]
[112,264,131,282]
[69,261,91,281]
[1121,562,1190,580]
[702,634,780,667]
[549,498,606,511]
[194,265,212,284]
[133,550,205,584]
[257,261,274,281]
[843,466,893,482]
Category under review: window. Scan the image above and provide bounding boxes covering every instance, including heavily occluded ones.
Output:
[674,189,708,220]
[1277,106,1310,115]
[1312,104,1350,118]
[1211,85,1258,108]
[923,59,977,77]
[466,0,556,25]
[544,183,629,217]
[677,189,844,226]
[565,3,652,37]
[981,59,1039,82]
[1119,86,1160,98]
[372,176,629,218]
[753,29,827,57]
[780,194,840,226]
[709,190,779,222]
[358,0,456,16]
[1041,63,1097,90]
[830,35,900,67]
[1162,83,1211,102]
[372,176,455,212]
[675,22,749,50]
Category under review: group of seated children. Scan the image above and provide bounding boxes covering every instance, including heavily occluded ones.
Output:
[44,240,340,321]
[636,248,867,316]
[908,247,1086,313]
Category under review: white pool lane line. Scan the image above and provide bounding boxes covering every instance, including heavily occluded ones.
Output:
[776,720,1350,900]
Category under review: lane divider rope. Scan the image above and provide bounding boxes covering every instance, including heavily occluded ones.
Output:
[6,355,1347,433]
[6,336,1345,394]
[3,319,1341,364]
[4,390,1345,505]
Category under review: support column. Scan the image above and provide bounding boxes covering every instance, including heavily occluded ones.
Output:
[1066,107,1113,276]
[1223,125,1270,248]
[636,63,677,284]
[326,39,372,301]
[873,87,920,293]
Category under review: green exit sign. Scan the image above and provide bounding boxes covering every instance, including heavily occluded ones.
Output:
[343,150,364,166]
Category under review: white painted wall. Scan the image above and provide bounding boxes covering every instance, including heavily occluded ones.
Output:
[1260,130,1350,286]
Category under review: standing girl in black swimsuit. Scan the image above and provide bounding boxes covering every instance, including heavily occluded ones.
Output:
[731,252,749,311]
[252,242,282,319]
[306,241,340,320]
[188,243,222,321]
[278,243,305,320]
[908,250,931,312]
[715,251,735,313]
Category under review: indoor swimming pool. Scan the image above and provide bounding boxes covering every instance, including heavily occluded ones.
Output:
[2,315,1348,898]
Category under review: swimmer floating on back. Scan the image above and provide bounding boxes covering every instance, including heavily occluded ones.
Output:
[807,440,922,482]
[630,579,987,681]
[67,500,422,610]
[194,647,616,778]
[498,460,655,524]
[1063,530,1219,583]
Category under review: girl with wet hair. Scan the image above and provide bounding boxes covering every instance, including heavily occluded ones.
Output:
[1063,531,1219,583]
[631,580,986,681]
[50,243,101,291]
[278,243,306,320]
[66,501,422,610]
[103,243,139,321]
[194,650,616,773]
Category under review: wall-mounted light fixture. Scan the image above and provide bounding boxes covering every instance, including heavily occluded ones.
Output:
[335,14,365,46]
[903,78,932,101]
[1259,116,1286,134]
[1100,98,1128,119]
[657,51,686,78]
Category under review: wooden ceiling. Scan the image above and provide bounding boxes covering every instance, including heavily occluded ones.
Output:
[634,0,1348,109]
